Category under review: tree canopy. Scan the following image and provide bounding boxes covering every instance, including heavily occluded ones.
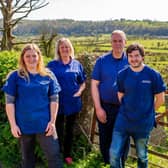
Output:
[10,19,168,37]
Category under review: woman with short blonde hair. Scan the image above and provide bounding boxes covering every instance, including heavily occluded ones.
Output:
[48,38,86,165]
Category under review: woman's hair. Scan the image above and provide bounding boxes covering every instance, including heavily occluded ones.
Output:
[18,43,51,80]
[55,37,74,59]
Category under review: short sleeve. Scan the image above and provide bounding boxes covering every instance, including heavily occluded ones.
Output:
[77,63,87,84]
[47,61,54,71]
[153,72,166,94]
[48,71,61,96]
[2,71,18,97]
[91,57,101,81]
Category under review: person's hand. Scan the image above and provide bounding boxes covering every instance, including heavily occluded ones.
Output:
[73,90,81,97]
[95,107,107,123]
[155,113,163,123]
[11,124,21,138]
[45,121,56,136]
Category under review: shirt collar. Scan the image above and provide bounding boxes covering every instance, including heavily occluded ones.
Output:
[58,58,73,66]
[111,52,126,60]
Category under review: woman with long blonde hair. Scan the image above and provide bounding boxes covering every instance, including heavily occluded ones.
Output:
[2,43,63,168]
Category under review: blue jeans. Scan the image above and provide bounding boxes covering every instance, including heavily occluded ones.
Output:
[98,102,129,165]
[110,130,149,168]
[19,132,63,168]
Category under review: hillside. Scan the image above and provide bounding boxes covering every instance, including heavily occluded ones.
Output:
[1,19,168,37]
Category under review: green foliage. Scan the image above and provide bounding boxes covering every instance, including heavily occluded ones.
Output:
[0,51,18,80]
[72,133,92,160]
[0,51,20,167]
[0,123,21,168]
[64,150,109,168]
[0,51,19,121]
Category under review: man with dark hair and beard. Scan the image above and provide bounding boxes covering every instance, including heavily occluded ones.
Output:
[110,43,166,168]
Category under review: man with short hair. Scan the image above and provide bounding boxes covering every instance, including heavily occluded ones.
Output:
[91,30,129,165]
[109,43,166,168]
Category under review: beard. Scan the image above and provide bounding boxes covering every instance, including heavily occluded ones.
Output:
[130,61,143,69]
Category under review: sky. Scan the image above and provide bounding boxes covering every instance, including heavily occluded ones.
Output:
[17,0,168,21]
[28,0,168,21]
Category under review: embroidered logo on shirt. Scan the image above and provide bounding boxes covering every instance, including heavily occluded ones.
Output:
[39,80,49,85]
[141,80,151,84]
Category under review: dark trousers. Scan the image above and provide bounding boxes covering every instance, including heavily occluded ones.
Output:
[56,113,77,158]
[98,102,130,165]
[19,132,63,168]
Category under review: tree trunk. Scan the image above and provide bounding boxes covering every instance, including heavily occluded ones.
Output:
[1,0,14,50]
[1,25,13,50]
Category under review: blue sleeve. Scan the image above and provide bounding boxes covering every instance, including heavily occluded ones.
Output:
[47,61,52,68]
[77,63,87,84]
[91,57,101,80]
[2,71,18,97]
[153,72,166,94]
[47,61,54,72]
[49,72,61,96]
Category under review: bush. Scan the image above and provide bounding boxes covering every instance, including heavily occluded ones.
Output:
[0,123,21,168]
[0,51,20,167]
[0,51,19,120]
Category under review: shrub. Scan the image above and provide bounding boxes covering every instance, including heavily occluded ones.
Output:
[0,51,20,167]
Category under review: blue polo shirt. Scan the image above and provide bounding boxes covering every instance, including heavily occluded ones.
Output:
[91,51,128,104]
[2,70,61,134]
[47,59,86,115]
[115,65,166,133]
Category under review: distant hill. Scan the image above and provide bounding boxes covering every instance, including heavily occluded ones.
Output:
[1,19,168,36]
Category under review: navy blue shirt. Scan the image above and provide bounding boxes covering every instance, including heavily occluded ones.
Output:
[91,52,128,104]
[47,59,86,115]
[2,70,61,134]
[115,65,166,133]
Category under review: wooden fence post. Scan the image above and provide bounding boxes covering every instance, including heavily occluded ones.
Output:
[165,91,168,110]
[90,109,97,143]
[165,91,168,123]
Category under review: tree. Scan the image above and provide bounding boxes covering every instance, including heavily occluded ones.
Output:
[40,33,57,57]
[0,0,49,50]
